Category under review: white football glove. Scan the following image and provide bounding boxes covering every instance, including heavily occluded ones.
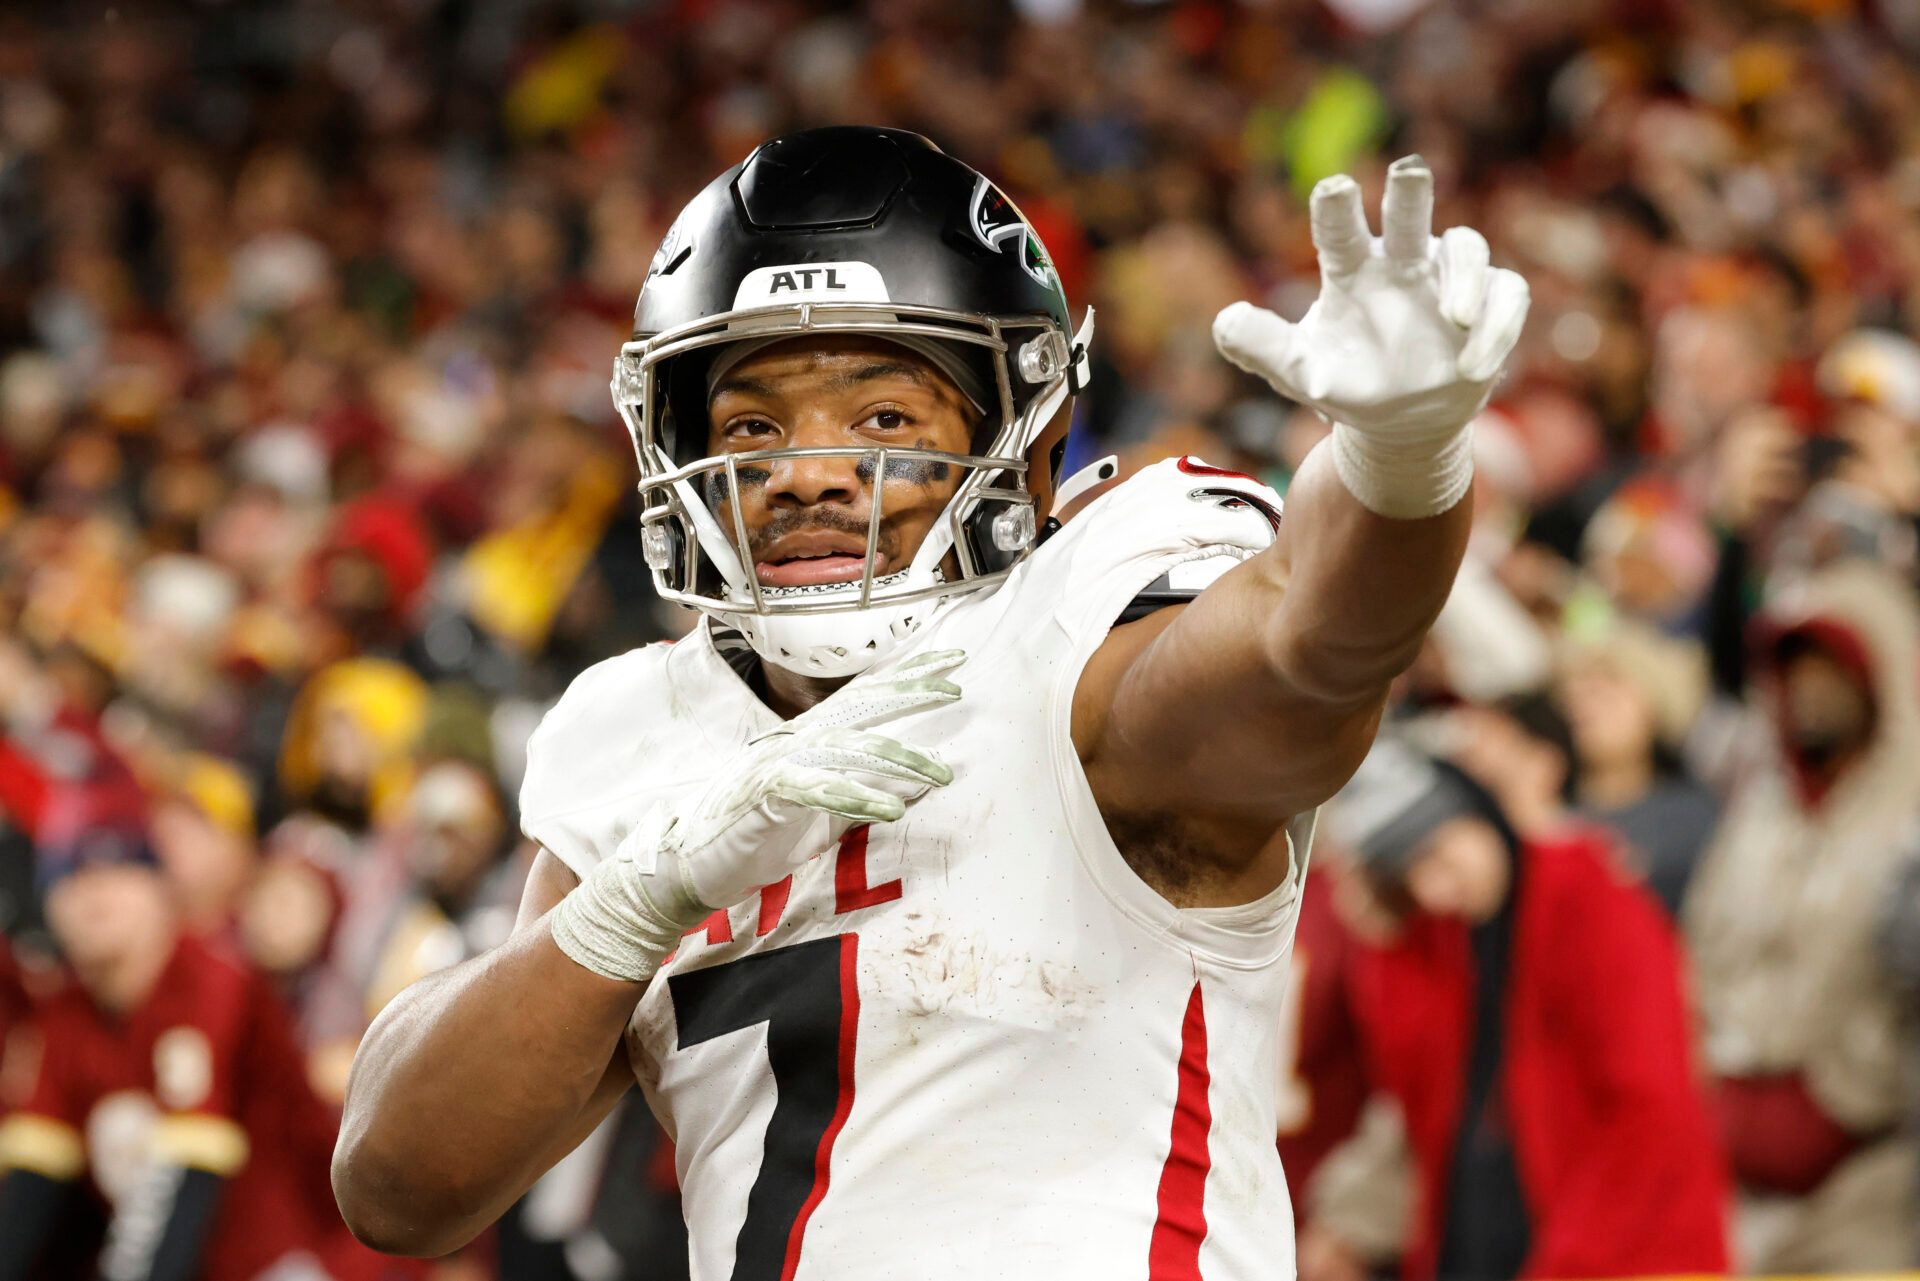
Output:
[549,649,963,982]
[1213,155,1530,519]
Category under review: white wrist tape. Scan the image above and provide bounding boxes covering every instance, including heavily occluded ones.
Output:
[547,824,708,983]
[1329,418,1475,520]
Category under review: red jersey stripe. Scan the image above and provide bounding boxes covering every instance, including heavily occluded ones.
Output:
[1148,980,1213,1280]
[779,933,861,1281]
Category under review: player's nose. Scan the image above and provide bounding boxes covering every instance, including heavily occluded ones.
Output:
[764,416,865,508]
[764,453,862,508]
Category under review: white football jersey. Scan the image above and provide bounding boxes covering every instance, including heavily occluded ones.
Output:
[521,457,1315,1281]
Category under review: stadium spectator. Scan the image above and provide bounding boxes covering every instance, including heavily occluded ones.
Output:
[239,825,353,1060]
[148,753,258,938]
[1685,558,1920,1271]
[327,759,521,1037]
[1556,618,1717,916]
[0,823,347,1280]
[1880,854,1920,1268]
[1443,693,1576,841]
[1322,740,1728,1281]
[0,942,37,1115]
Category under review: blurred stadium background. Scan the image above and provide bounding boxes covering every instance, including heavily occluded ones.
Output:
[2,0,1920,1277]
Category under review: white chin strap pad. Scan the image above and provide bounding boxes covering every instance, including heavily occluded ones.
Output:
[743,595,928,678]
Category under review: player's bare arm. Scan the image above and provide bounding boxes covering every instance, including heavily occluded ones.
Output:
[332,849,637,1254]
[1076,158,1529,903]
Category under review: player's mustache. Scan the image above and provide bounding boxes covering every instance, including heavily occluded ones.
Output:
[749,507,899,561]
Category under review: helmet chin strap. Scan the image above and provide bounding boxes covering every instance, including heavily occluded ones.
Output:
[743,547,952,680]
[668,471,753,595]
[673,462,942,679]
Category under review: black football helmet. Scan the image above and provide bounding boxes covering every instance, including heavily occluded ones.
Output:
[612,126,1091,677]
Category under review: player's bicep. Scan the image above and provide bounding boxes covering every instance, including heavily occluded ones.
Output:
[1075,549,1383,825]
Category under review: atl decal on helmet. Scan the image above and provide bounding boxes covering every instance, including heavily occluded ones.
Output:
[732,261,891,309]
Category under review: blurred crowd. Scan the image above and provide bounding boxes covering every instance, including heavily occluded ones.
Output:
[1,0,1919,1276]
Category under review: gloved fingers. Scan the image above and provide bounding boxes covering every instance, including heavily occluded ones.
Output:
[888,649,966,680]
[1213,301,1300,395]
[1381,155,1433,263]
[830,676,963,729]
[1457,267,1531,383]
[798,728,953,787]
[1437,226,1491,329]
[1310,174,1372,279]
[807,649,965,730]
[770,771,909,824]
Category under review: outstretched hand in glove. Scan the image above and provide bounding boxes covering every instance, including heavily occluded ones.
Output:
[1213,156,1530,519]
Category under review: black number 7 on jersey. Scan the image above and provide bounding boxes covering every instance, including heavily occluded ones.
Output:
[669,933,859,1281]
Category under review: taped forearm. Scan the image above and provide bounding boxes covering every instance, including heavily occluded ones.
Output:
[1329,418,1474,521]
[548,815,702,984]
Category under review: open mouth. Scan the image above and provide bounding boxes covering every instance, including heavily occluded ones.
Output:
[754,531,885,586]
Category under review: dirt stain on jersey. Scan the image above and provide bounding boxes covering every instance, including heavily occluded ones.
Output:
[883,911,1099,1032]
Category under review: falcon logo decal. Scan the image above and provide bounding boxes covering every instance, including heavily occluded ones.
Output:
[647,219,691,280]
[968,176,1057,289]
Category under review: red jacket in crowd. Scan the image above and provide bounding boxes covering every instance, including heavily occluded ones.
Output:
[1347,827,1730,1280]
[0,934,415,1281]
[1274,870,1369,1215]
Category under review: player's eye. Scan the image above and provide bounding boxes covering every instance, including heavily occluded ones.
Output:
[861,407,914,433]
[724,417,778,442]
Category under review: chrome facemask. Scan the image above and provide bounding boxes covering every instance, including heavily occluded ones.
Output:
[611,301,1091,676]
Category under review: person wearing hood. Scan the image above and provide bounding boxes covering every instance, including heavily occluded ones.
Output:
[1322,739,1727,1281]
[1684,557,1920,1270]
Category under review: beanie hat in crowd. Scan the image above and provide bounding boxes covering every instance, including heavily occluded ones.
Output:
[173,752,257,841]
[1324,738,1518,885]
[34,788,157,893]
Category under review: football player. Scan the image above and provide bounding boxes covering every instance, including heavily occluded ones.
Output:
[334,127,1528,1280]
